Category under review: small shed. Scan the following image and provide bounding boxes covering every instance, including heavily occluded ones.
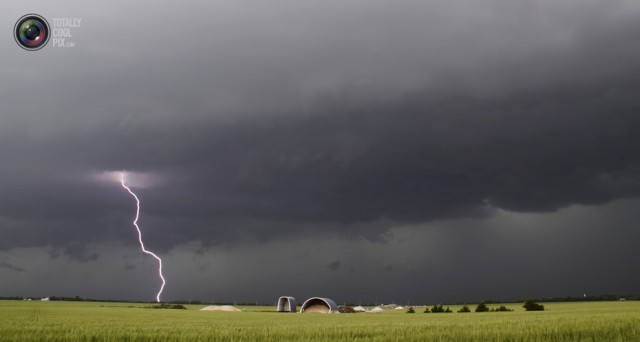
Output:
[277,296,297,312]
[300,297,339,313]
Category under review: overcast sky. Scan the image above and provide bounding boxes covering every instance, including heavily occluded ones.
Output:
[1,0,639,305]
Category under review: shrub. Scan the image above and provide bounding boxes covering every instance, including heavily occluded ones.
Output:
[406,307,415,314]
[458,305,471,313]
[147,304,187,310]
[523,299,544,311]
[475,301,489,312]
[493,305,513,312]
[423,307,430,313]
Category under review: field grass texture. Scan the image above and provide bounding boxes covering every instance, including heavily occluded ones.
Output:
[1,300,639,341]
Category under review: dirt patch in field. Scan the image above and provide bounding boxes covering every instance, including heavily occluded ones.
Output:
[200,305,242,312]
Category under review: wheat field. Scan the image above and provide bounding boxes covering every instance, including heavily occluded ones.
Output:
[1,300,638,341]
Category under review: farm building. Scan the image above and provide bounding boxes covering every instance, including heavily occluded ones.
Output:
[276,296,297,312]
[300,297,339,313]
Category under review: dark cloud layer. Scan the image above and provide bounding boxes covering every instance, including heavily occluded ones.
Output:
[1,0,640,302]
[0,262,24,273]
[3,74,640,250]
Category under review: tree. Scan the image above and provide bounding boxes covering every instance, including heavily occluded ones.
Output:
[406,307,415,313]
[523,299,544,311]
[458,305,471,313]
[475,301,489,312]
[431,304,445,313]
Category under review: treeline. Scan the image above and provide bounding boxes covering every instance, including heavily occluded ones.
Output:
[532,294,639,302]
[2,293,638,304]
[0,296,263,306]
[0,296,154,303]
[407,300,529,314]
[441,294,638,305]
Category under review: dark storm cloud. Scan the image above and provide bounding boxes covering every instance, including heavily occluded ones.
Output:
[61,243,99,263]
[2,0,640,255]
[327,260,341,271]
[0,262,24,273]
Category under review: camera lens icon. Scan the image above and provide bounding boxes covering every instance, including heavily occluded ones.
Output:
[14,14,50,51]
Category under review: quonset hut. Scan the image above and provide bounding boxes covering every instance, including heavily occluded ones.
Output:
[300,297,339,313]
[276,296,297,312]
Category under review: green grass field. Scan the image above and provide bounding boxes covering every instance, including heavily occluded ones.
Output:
[1,300,639,341]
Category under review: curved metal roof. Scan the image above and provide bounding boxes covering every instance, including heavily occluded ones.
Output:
[300,297,339,313]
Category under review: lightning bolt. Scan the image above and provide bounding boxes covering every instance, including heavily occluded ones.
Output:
[120,173,166,303]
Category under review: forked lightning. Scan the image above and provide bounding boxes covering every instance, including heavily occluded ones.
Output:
[120,173,166,302]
